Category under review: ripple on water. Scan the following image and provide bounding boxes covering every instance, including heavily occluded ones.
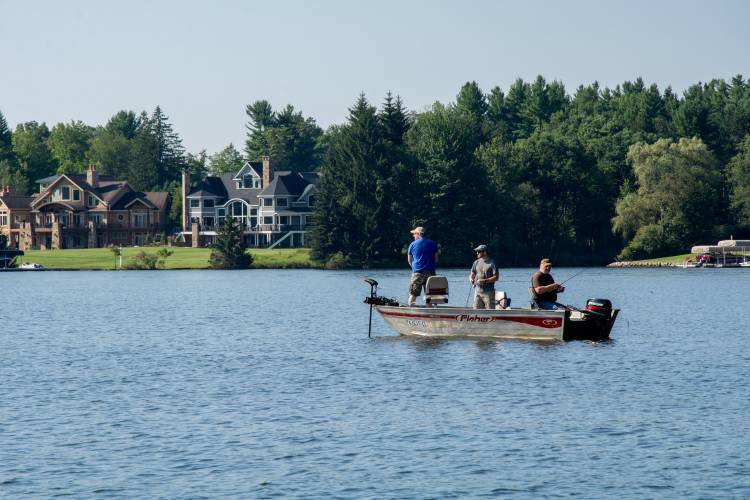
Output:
[1,268,750,498]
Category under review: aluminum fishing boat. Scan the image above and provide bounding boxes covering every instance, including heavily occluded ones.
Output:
[364,277,619,341]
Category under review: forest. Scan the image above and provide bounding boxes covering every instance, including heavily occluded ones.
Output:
[2,75,750,266]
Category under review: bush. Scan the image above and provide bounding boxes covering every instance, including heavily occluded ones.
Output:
[324,251,353,269]
[124,250,160,270]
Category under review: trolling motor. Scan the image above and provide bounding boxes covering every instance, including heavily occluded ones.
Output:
[364,278,399,338]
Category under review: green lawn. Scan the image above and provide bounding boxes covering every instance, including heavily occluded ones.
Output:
[630,253,695,265]
[21,247,314,270]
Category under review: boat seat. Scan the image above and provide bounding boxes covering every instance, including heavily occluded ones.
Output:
[495,290,511,309]
[528,286,539,309]
[424,275,449,304]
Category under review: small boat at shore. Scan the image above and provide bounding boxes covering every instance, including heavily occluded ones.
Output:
[364,277,619,341]
[18,262,45,271]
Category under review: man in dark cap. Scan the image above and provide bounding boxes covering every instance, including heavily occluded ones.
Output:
[469,244,498,309]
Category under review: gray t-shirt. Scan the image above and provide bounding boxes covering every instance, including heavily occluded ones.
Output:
[471,257,498,292]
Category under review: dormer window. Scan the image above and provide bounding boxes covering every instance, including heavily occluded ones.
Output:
[276,198,288,208]
[243,175,253,188]
[73,189,81,201]
[254,179,260,188]
[61,186,70,200]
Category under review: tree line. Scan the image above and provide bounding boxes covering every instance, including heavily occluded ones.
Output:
[311,77,750,266]
[3,75,750,265]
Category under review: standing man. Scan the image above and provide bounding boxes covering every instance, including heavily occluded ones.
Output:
[469,245,498,309]
[531,258,565,309]
[407,226,438,306]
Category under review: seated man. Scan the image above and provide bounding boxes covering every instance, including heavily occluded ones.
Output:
[531,258,564,310]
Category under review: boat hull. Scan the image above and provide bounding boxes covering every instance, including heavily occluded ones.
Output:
[375,305,617,341]
[376,306,567,340]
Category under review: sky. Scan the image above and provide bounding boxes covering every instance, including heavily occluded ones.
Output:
[1,0,749,155]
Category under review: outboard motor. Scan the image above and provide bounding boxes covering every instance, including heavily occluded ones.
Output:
[586,298,612,317]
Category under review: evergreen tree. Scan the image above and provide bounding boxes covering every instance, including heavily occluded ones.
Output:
[311,94,390,266]
[0,110,13,161]
[380,92,410,145]
[244,100,274,161]
[209,215,252,269]
[150,106,185,185]
[127,117,159,191]
[244,100,322,171]
[208,143,244,174]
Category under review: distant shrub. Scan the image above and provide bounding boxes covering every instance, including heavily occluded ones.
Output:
[324,251,353,269]
[125,250,160,270]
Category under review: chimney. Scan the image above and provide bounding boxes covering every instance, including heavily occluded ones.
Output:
[181,169,190,232]
[87,163,99,187]
[262,156,274,187]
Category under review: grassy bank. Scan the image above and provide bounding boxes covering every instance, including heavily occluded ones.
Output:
[608,253,695,267]
[21,247,314,270]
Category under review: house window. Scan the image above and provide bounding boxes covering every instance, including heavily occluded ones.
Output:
[254,179,260,188]
[190,199,200,208]
[133,213,148,228]
[276,198,288,207]
[279,216,289,225]
[250,207,257,215]
[203,217,214,227]
[217,208,226,218]
[0,211,7,226]
[263,216,273,225]
[118,214,124,221]
[73,214,81,226]
[250,216,257,227]
[232,202,246,216]
[243,175,252,188]
[61,186,70,200]
[73,189,81,201]
[262,198,272,207]
[87,195,93,206]
[203,199,214,208]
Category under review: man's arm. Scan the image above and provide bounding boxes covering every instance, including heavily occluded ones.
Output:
[533,281,562,294]
[408,254,413,268]
[532,273,560,294]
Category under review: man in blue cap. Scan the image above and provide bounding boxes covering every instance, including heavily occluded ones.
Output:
[469,244,498,309]
[407,226,438,306]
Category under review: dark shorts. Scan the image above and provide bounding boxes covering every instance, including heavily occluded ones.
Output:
[409,270,434,296]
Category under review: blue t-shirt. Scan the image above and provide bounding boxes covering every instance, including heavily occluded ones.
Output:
[408,237,437,273]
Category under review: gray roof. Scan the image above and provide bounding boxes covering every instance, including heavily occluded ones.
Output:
[188,170,317,206]
[0,195,34,209]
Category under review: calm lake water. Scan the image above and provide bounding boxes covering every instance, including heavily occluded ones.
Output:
[2,268,749,498]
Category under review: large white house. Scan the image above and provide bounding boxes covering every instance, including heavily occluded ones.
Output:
[181,156,318,248]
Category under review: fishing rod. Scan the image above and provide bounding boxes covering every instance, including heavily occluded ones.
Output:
[559,267,589,286]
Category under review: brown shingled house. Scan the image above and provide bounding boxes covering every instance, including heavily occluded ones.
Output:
[0,164,170,250]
